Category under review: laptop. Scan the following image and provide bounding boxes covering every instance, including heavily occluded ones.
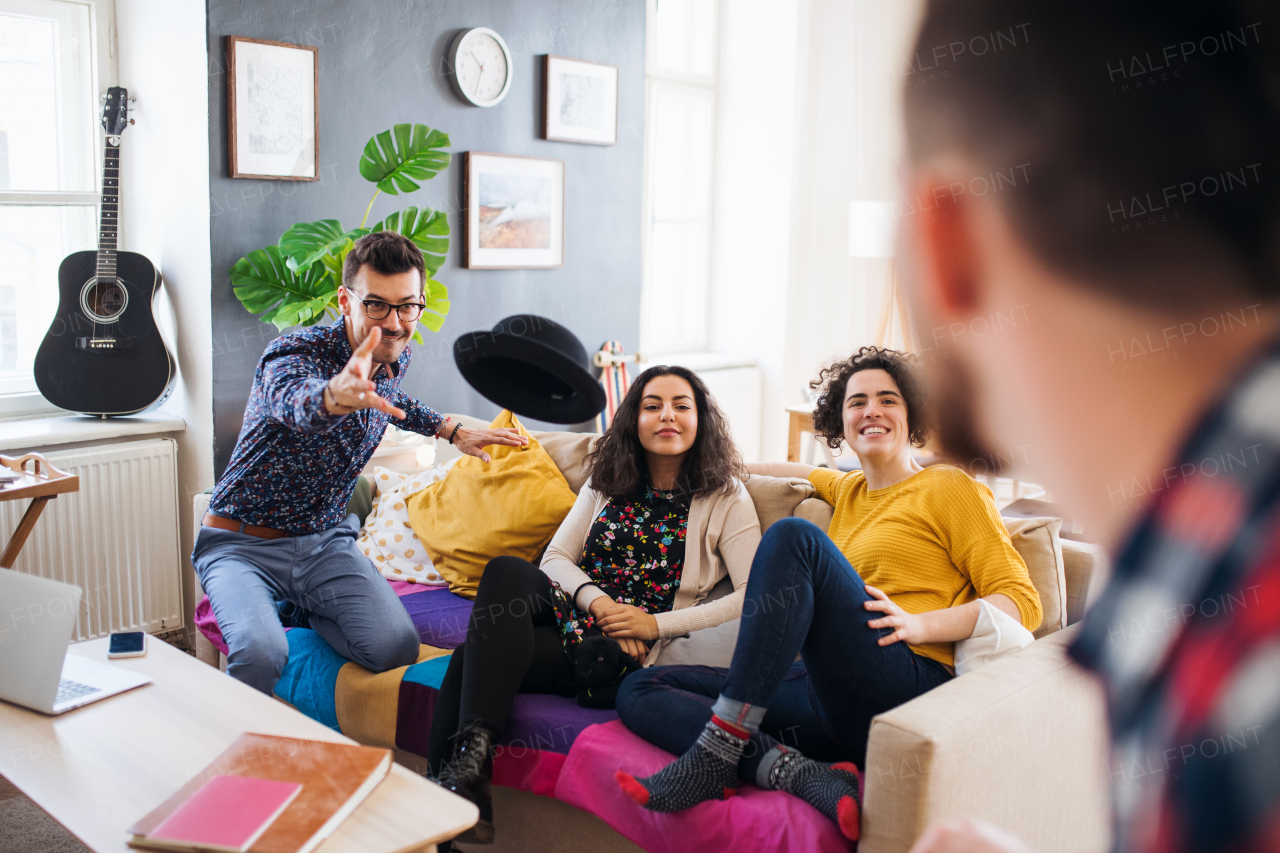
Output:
[0,568,151,714]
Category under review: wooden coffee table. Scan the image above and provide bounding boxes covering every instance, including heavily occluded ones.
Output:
[0,636,477,853]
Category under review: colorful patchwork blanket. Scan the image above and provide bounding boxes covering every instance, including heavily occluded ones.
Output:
[194,580,852,851]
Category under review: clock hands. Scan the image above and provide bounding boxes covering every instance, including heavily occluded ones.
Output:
[470,50,486,97]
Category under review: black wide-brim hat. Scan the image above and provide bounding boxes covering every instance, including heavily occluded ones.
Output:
[453,314,607,424]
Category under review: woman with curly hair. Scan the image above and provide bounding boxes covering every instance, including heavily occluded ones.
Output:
[429,365,760,843]
[614,347,1042,841]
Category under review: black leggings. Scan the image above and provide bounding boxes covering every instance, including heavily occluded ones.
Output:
[427,556,573,775]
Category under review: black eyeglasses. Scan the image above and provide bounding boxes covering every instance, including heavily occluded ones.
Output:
[344,286,425,322]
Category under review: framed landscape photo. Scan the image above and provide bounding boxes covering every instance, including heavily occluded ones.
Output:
[464,152,566,269]
[542,55,619,145]
[227,36,319,180]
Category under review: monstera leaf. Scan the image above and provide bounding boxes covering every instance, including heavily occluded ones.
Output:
[232,122,455,339]
[279,220,370,273]
[317,238,352,288]
[230,245,337,331]
[371,206,449,275]
[359,124,451,195]
[419,278,451,333]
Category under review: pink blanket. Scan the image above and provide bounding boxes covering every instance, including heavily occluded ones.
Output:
[554,720,855,853]
[196,586,851,852]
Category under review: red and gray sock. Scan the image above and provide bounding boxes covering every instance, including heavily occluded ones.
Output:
[763,749,862,841]
[616,715,749,811]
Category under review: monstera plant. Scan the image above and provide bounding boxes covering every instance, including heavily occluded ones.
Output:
[230,123,452,342]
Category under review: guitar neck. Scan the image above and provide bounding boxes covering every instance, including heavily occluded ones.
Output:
[97,137,119,282]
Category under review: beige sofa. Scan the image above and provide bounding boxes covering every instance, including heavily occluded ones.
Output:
[193,416,1113,853]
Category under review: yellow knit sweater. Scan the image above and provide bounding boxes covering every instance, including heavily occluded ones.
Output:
[808,464,1042,668]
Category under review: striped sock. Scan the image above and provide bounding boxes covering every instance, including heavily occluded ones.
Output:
[616,716,748,811]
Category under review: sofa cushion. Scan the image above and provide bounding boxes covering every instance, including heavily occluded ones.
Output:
[407,411,578,599]
[1001,516,1067,638]
[534,431,600,494]
[743,474,814,532]
[359,466,449,585]
[796,496,834,532]
[1062,538,1110,625]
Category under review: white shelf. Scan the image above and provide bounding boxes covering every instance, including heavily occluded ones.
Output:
[0,413,187,452]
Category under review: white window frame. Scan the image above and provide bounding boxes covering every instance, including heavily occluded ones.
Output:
[0,0,116,417]
[639,0,721,356]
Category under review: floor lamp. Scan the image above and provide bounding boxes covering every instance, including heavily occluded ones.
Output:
[791,201,902,470]
[849,200,912,351]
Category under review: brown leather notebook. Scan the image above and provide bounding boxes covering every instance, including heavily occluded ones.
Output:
[127,733,392,853]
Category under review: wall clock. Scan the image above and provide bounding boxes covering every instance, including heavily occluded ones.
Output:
[450,27,514,107]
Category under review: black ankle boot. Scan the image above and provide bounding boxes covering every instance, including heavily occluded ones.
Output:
[435,724,496,844]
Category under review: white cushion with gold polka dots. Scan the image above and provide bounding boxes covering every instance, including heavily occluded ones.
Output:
[358,463,452,584]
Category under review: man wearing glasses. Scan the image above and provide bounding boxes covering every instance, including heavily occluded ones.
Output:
[195,231,526,694]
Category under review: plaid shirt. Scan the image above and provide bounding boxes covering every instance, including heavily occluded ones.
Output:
[209,319,444,534]
[1070,340,1280,853]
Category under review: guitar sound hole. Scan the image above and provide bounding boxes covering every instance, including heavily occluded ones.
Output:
[79,278,129,324]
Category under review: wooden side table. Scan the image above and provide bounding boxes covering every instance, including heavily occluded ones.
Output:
[786,405,816,463]
[0,452,78,568]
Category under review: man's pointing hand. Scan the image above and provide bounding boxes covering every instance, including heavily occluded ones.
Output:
[324,327,407,419]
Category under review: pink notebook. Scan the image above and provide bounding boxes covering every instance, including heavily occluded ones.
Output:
[146,775,302,852]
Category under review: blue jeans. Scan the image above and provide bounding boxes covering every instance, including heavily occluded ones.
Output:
[192,514,419,694]
[617,517,952,775]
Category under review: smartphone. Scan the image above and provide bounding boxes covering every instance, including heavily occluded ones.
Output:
[108,631,147,659]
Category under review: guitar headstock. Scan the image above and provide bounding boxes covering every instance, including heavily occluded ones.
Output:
[101,86,129,137]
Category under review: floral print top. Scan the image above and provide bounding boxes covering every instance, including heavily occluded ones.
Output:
[551,484,691,651]
[210,319,444,534]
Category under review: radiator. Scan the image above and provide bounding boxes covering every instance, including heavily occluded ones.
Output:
[0,438,183,642]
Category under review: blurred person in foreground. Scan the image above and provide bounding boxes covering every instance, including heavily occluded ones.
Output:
[899,1,1280,852]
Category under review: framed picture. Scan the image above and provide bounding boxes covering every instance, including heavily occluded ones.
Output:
[542,55,619,145]
[464,152,566,269]
[227,36,319,180]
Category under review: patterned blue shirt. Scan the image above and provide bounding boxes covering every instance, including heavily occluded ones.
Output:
[209,319,444,534]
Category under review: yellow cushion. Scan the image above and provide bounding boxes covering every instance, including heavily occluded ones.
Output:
[407,410,578,599]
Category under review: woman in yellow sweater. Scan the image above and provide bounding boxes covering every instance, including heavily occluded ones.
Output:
[613,346,1042,841]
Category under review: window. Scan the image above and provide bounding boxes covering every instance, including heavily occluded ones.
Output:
[0,0,104,406]
[640,0,718,354]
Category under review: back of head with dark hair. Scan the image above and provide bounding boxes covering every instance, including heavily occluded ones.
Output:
[342,231,425,291]
[584,365,747,499]
[904,0,1280,308]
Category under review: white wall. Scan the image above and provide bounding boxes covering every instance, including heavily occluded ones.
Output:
[115,0,213,639]
[710,0,922,459]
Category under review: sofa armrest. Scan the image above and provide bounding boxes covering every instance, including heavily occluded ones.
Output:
[190,492,225,671]
[860,626,1111,853]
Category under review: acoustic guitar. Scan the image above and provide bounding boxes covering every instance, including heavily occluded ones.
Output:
[34,86,176,416]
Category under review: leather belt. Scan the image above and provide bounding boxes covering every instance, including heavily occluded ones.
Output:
[201,513,291,540]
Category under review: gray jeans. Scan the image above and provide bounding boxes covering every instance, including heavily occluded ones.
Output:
[192,514,419,694]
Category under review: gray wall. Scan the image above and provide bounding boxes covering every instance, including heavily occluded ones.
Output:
[207,0,645,476]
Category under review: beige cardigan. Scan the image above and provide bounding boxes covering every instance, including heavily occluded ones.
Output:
[540,478,761,666]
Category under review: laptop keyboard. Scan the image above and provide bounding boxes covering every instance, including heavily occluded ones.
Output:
[56,678,101,705]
